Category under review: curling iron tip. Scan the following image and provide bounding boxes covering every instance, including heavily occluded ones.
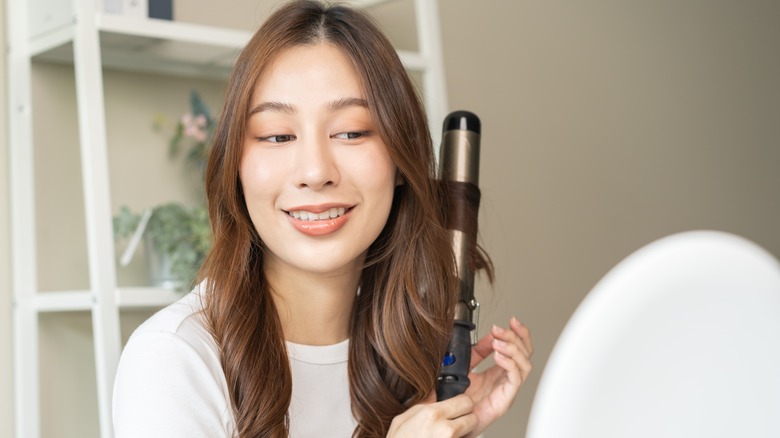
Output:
[443,110,481,135]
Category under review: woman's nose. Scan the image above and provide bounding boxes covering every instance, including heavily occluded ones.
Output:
[293,135,340,190]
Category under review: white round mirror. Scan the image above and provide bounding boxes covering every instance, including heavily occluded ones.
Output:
[527,231,780,438]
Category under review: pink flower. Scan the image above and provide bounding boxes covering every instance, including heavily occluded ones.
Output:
[181,112,209,142]
[191,128,208,142]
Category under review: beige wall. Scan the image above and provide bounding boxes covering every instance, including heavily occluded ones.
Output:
[2,1,780,437]
[440,1,780,435]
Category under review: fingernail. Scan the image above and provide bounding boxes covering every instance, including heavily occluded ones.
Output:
[492,324,504,334]
[494,351,505,360]
[511,316,520,325]
[493,339,506,348]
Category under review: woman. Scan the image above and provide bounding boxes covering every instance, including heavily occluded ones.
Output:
[113,1,532,437]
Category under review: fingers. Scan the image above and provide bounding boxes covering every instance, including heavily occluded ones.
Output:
[492,319,533,384]
[389,394,478,438]
[470,317,534,370]
[470,332,496,369]
[490,347,523,406]
[440,393,475,420]
[450,410,479,437]
[492,335,532,386]
[397,394,472,421]
[510,317,534,357]
[492,320,531,358]
[457,318,534,437]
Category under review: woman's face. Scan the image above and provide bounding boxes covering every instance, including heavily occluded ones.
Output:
[240,43,397,277]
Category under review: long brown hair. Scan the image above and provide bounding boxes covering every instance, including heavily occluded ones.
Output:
[200,1,477,436]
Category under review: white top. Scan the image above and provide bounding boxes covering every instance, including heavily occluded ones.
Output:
[112,289,356,438]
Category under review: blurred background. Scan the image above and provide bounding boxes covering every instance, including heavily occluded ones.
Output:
[1,0,779,437]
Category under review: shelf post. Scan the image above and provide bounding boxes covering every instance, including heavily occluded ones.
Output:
[6,0,41,435]
[72,0,122,437]
[7,1,41,437]
[415,0,449,154]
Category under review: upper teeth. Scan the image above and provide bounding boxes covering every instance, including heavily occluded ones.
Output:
[289,207,347,221]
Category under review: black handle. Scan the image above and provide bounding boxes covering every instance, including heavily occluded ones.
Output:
[436,320,474,400]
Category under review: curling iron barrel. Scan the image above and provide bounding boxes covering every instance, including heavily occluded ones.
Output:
[436,110,482,401]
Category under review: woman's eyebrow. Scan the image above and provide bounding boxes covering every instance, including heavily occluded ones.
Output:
[249,101,296,115]
[247,97,368,116]
[328,97,368,112]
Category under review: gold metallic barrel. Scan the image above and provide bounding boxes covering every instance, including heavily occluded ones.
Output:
[439,111,481,324]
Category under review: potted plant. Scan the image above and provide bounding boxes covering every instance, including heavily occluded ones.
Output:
[113,91,214,290]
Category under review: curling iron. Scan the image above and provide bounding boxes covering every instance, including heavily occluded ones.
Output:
[436,111,482,401]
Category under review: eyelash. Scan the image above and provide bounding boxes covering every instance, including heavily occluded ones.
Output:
[333,131,369,140]
[258,134,296,143]
[256,131,370,143]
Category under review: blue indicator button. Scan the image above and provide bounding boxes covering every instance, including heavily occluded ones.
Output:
[442,352,456,367]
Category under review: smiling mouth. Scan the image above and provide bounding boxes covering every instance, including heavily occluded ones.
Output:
[286,207,351,221]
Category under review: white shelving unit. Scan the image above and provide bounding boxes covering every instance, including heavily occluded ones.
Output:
[6,0,448,437]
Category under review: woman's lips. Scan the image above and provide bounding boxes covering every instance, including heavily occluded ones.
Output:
[285,205,354,237]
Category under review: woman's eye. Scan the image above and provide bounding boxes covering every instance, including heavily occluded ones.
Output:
[259,134,295,143]
[334,131,368,140]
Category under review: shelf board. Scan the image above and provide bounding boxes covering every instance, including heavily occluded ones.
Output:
[36,291,92,312]
[29,12,426,79]
[98,13,250,48]
[118,287,186,309]
[36,287,185,312]
[31,13,251,79]
[349,0,397,6]
[97,14,250,78]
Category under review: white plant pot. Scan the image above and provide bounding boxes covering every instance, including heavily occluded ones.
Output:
[144,234,184,290]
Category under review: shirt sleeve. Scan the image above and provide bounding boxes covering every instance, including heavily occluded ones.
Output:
[112,330,234,438]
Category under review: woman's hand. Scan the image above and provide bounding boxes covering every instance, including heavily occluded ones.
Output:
[388,317,532,438]
[387,393,478,437]
[464,317,533,437]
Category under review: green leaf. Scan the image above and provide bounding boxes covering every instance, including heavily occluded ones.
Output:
[169,122,184,158]
[113,206,141,239]
[190,90,211,120]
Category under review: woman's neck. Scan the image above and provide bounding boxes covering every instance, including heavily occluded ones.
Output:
[264,259,360,346]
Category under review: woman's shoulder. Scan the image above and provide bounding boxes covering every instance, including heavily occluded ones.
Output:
[118,285,223,385]
[113,285,235,436]
[128,285,214,354]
